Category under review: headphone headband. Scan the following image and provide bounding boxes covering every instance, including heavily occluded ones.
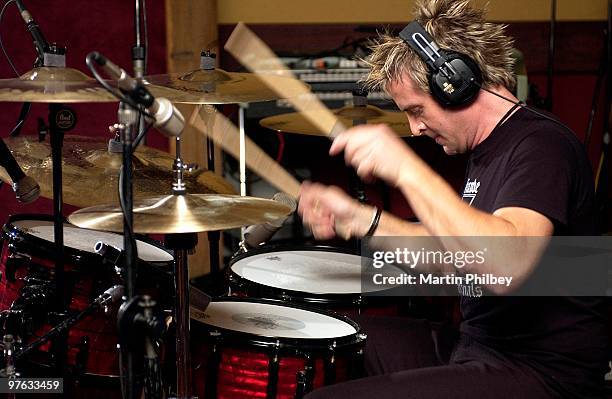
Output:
[398,20,482,106]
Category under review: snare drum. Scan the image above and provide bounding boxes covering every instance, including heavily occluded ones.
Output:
[228,245,402,316]
[190,298,366,399]
[0,214,174,378]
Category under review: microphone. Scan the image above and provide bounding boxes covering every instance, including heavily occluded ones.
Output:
[88,51,185,137]
[241,192,297,249]
[95,285,125,307]
[0,138,40,203]
[14,0,48,60]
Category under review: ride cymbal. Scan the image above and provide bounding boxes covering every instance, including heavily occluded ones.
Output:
[0,136,236,207]
[68,194,292,234]
[260,105,413,137]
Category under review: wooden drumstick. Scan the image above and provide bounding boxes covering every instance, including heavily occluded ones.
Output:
[225,22,347,139]
[188,106,301,199]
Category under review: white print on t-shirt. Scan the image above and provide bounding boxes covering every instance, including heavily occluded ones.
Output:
[462,178,480,206]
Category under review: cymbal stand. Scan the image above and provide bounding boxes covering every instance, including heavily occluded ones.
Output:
[239,103,248,242]
[46,48,77,376]
[167,139,198,399]
[349,90,368,204]
[201,52,222,273]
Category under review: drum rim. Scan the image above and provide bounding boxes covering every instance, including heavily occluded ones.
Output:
[3,213,173,266]
[191,297,366,354]
[228,244,370,305]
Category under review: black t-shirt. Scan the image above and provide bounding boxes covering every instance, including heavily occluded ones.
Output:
[458,107,608,398]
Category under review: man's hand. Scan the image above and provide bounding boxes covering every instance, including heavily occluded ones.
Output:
[330,124,414,186]
[298,181,374,240]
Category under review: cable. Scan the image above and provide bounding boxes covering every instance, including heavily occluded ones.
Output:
[0,0,19,77]
[474,80,575,135]
[85,53,155,119]
[143,0,148,74]
[133,118,154,149]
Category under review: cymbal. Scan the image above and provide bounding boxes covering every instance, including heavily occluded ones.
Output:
[260,105,413,137]
[144,68,295,104]
[0,67,117,103]
[0,136,236,208]
[68,194,293,234]
[0,67,187,103]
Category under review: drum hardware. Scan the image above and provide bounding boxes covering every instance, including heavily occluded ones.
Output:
[15,285,124,362]
[117,295,165,399]
[266,340,281,399]
[0,334,18,377]
[293,356,316,399]
[0,335,18,399]
[203,330,222,399]
[348,88,369,205]
[324,342,338,386]
[3,252,29,282]
[96,242,125,270]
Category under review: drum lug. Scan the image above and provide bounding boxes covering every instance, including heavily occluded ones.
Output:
[205,330,222,399]
[353,296,364,314]
[266,340,281,399]
[295,356,314,399]
[324,341,337,386]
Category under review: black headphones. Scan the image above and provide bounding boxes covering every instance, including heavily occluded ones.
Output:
[399,21,482,107]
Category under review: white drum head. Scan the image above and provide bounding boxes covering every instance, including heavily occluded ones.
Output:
[13,220,173,263]
[231,249,397,294]
[191,300,357,339]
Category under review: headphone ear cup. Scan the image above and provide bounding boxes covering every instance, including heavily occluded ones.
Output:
[429,52,483,107]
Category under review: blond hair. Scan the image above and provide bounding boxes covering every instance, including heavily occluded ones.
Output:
[362,0,516,94]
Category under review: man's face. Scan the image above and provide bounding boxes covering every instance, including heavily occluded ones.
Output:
[387,74,471,155]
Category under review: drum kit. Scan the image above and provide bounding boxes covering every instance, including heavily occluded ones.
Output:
[0,3,414,399]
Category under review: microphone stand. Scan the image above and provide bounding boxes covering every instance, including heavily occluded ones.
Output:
[116,103,140,399]
[15,286,123,361]
[132,0,148,148]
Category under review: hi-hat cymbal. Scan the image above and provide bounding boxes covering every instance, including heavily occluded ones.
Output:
[260,105,413,137]
[68,194,292,234]
[0,67,187,103]
[0,135,236,207]
[144,68,295,104]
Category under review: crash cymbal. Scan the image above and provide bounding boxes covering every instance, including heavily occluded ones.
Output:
[0,136,236,207]
[260,105,413,137]
[144,68,296,104]
[0,67,117,103]
[68,194,292,234]
[0,66,188,103]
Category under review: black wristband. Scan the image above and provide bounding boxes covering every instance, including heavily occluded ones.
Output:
[364,207,382,237]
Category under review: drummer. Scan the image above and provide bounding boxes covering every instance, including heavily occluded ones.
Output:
[298,0,607,398]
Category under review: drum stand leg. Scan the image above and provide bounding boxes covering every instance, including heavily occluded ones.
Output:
[166,233,198,399]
